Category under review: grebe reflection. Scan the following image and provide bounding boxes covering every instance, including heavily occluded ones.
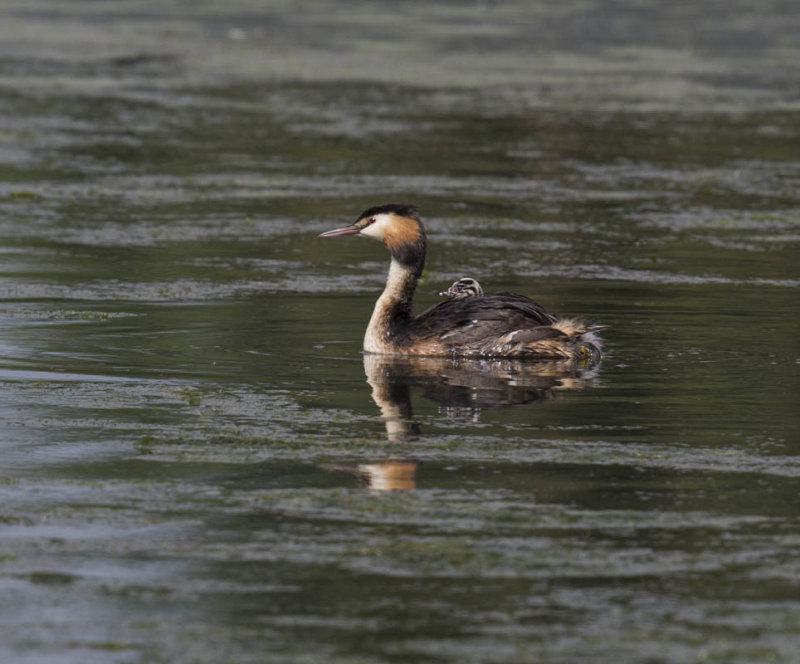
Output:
[322,355,598,490]
[363,353,600,438]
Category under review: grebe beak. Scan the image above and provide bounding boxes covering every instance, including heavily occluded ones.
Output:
[318,223,362,238]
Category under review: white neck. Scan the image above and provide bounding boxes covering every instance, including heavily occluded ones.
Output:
[363,258,416,353]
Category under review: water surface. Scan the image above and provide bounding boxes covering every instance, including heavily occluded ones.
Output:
[1,1,799,662]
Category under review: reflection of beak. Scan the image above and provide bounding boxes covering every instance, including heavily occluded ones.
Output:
[318,223,362,238]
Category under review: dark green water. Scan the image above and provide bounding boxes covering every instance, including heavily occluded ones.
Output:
[1,2,799,662]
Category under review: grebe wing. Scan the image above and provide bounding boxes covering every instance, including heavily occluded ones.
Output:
[411,293,558,344]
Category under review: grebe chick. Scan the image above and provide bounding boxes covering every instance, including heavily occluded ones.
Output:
[440,277,484,299]
[319,203,602,360]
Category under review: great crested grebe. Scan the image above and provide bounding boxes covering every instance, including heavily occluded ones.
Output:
[319,203,602,360]
[440,277,484,299]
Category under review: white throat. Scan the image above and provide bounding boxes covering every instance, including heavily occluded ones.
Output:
[363,258,415,353]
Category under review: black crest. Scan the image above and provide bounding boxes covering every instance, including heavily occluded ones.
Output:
[356,203,419,222]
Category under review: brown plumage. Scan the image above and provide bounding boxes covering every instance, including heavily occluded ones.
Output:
[318,203,603,361]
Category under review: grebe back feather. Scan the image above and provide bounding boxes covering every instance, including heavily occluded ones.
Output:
[319,204,602,361]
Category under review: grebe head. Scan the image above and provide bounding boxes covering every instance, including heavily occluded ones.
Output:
[440,277,484,299]
[319,203,426,274]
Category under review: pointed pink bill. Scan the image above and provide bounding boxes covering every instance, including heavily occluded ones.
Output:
[318,223,362,238]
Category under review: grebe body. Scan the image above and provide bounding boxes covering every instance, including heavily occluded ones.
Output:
[319,204,602,361]
[440,277,484,299]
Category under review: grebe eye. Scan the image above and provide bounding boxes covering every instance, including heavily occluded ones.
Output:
[366,217,376,225]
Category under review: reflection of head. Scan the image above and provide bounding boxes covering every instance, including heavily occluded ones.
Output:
[322,459,419,491]
[439,277,484,299]
[357,459,418,490]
